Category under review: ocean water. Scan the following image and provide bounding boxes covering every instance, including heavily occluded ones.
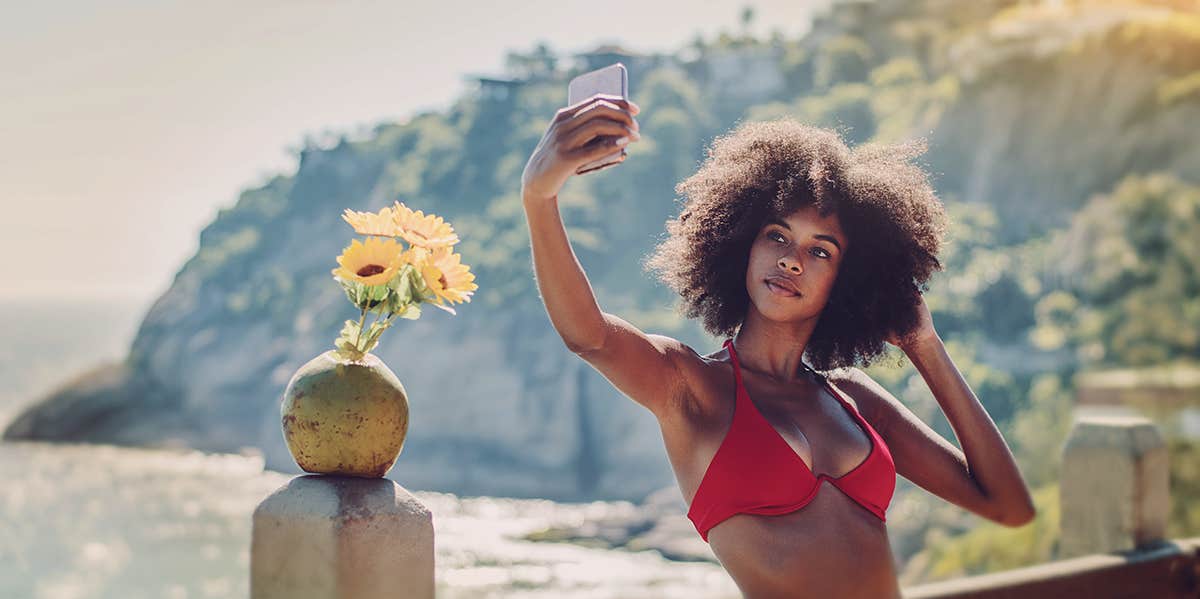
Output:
[0,298,737,598]
[0,442,738,599]
[0,297,144,427]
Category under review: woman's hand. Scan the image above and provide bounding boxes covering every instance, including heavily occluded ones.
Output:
[520,94,641,203]
[886,293,938,352]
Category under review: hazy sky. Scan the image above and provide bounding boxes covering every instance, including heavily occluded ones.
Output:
[1,0,823,308]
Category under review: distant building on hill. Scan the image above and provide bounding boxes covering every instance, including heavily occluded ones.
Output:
[571,43,643,74]
[462,75,525,103]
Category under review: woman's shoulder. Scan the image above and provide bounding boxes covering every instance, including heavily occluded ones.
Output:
[819,366,892,429]
[821,365,860,386]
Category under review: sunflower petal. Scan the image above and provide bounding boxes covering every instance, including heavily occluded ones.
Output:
[392,201,460,248]
[342,206,401,237]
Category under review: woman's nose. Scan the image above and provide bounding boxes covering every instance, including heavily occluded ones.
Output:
[778,255,803,274]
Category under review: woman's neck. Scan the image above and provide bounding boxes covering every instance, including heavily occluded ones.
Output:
[731,309,820,383]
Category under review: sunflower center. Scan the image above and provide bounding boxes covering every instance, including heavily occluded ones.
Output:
[357,264,386,277]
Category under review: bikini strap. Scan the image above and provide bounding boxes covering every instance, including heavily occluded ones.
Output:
[821,376,866,422]
[723,339,746,392]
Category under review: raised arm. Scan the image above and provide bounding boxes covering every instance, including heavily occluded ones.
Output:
[854,295,1036,526]
[520,95,691,419]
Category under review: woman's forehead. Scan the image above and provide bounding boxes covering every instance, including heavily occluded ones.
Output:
[767,205,846,242]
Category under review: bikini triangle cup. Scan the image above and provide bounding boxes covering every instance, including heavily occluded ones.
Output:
[685,339,897,542]
[727,338,871,479]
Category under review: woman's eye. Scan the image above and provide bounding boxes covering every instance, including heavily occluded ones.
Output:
[768,231,787,243]
[812,247,831,259]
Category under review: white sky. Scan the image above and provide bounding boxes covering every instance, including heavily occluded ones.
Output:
[1,0,824,309]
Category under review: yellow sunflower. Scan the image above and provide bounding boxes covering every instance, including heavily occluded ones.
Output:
[342,205,400,237]
[419,247,477,305]
[391,201,460,248]
[331,237,405,286]
[398,246,430,269]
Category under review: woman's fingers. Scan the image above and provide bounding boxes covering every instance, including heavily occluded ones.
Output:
[562,119,640,152]
[555,93,638,122]
[565,132,632,162]
[557,102,638,153]
[565,100,638,132]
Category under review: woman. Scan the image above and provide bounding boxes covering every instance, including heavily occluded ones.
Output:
[520,94,1035,598]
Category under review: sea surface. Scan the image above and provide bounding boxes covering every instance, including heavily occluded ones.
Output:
[0,297,738,598]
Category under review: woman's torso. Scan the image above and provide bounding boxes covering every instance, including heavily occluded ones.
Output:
[657,344,901,598]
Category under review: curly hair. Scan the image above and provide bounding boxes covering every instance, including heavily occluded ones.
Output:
[644,118,948,371]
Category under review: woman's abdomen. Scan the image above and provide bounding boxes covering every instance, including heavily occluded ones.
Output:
[707,480,901,599]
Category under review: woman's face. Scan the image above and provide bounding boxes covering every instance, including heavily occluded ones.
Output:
[744,204,848,323]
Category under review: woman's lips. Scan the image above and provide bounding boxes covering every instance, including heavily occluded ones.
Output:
[765,278,800,297]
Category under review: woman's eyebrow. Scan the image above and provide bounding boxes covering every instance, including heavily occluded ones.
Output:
[814,234,842,251]
[767,217,843,250]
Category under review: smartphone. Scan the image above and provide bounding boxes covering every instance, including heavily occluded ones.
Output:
[567,62,629,175]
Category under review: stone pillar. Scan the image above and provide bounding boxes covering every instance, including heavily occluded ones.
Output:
[251,475,435,599]
[1059,415,1169,558]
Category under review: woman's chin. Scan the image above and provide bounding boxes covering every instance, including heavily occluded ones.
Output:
[749,296,811,323]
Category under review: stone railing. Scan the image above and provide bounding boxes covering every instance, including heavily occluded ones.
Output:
[248,414,1196,598]
[904,415,1199,599]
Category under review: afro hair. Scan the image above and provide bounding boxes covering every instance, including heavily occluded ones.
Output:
[644,118,948,371]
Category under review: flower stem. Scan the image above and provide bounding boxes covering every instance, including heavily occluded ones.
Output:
[369,303,386,330]
[355,307,367,348]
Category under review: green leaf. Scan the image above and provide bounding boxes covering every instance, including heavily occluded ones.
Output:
[389,264,413,291]
[338,280,375,309]
[365,320,389,340]
[409,268,435,302]
[367,284,391,301]
[336,319,360,341]
[359,323,384,354]
[381,266,421,314]
[385,289,407,314]
[333,318,367,361]
[337,279,361,305]
[395,268,416,305]
[397,303,422,320]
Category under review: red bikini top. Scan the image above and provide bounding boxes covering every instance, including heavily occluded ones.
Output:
[686,339,896,543]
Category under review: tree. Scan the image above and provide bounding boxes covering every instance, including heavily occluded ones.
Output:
[740,5,756,41]
[813,35,873,90]
[1048,173,1200,366]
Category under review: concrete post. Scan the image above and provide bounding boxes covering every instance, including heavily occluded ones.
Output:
[251,475,435,599]
[1059,415,1169,558]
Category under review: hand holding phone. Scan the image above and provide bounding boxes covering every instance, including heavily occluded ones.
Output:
[520,64,639,203]
[567,63,632,175]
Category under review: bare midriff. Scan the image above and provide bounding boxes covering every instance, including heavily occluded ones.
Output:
[706,482,900,598]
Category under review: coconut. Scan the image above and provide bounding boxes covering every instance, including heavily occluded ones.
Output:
[280,350,409,478]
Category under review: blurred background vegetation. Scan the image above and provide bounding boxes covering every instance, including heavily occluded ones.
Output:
[9,0,1198,586]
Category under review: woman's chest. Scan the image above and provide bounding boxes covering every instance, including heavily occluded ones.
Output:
[658,359,874,506]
